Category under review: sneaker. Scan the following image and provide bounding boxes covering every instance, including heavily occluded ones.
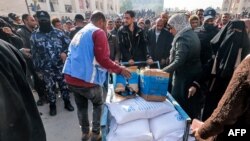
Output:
[81,132,91,141]
[91,132,101,141]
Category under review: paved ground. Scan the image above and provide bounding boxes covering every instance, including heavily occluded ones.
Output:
[34,92,92,141]
[34,85,112,141]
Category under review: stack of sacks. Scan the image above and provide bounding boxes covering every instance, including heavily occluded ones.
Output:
[106,96,177,141]
[107,118,153,141]
[149,110,186,141]
[113,66,139,97]
[140,69,170,102]
[106,96,175,124]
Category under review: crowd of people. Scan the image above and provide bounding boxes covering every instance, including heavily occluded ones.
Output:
[0,6,250,141]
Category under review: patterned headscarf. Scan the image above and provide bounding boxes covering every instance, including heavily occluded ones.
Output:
[168,14,190,33]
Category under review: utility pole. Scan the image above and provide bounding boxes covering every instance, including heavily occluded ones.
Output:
[25,0,31,14]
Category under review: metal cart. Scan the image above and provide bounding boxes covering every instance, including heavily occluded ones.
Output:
[101,61,191,141]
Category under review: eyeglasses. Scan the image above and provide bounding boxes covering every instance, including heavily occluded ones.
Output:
[116,21,122,23]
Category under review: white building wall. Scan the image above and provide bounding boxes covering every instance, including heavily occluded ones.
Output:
[222,0,250,14]
[0,0,120,18]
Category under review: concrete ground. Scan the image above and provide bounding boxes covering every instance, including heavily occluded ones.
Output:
[34,85,112,141]
[35,92,93,141]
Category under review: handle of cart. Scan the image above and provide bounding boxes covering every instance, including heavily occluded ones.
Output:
[120,61,160,69]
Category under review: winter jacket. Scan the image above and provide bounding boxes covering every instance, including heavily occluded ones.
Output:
[147,27,173,66]
[118,23,149,62]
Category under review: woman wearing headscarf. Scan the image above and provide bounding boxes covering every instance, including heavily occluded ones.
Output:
[242,19,250,38]
[191,54,250,141]
[204,20,250,120]
[188,20,250,121]
[163,14,202,119]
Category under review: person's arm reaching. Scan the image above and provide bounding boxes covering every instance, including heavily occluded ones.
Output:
[93,29,131,78]
[194,55,250,140]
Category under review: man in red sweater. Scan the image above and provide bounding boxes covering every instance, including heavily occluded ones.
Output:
[63,11,130,141]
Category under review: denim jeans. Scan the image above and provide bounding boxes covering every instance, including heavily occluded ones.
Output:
[68,85,103,134]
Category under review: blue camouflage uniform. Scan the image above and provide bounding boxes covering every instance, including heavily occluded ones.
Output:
[31,28,71,103]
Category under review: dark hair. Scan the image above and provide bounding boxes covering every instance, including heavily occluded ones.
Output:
[124,10,135,18]
[74,14,84,21]
[196,9,204,14]
[145,19,151,25]
[223,13,231,17]
[22,14,29,21]
[51,17,60,26]
[90,11,106,23]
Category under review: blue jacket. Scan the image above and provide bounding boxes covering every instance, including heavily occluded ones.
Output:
[63,23,107,86]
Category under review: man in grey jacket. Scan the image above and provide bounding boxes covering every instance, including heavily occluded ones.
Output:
[17,14,47,106]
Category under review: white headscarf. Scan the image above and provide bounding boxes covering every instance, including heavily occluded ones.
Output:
[168,14,191,33]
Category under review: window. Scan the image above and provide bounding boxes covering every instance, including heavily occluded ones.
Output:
[100,2,103,10]
[96,1,99,9]
[50,0,58,4]
[38,0,46,2]
[86,0,90,9]
[65,5,72,13]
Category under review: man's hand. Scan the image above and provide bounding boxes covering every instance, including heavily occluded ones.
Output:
[115,60,120,64]
[120,67,131,78]
[2,27,13,35]
[191,119,216,141]
[128,59,134,65]
[60,52,67,63]
[191,119,204,134]
[188,86,197,98]
[147,58,154,65]
[20,48,32,58]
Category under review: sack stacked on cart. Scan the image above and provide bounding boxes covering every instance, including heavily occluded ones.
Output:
[107,118,153,141]
[106,96,188,141]
[106,96,175,124]
[140,69,170,102]
[150,110,186,141]
[113,66,139,98]
[106,96,175,141]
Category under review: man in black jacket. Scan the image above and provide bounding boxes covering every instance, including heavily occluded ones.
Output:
[16,14,47,106]
[118,10,152,65]
[110,17,122,36]
[147,18,173,68]
[70,14,85,39]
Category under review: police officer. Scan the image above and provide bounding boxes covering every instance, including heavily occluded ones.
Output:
[31,10,74,116]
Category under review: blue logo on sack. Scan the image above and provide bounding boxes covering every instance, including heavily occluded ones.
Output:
[175,113,185,121]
